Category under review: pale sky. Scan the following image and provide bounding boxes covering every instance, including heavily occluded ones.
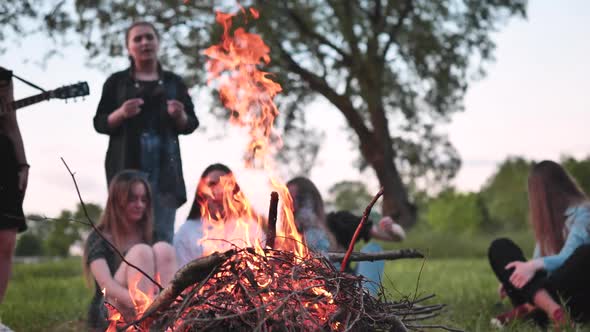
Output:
[1,0,588,229]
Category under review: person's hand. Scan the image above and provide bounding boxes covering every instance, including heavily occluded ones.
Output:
[497,283,507,299]
[118,98,144,119]
[506,260,537,289]
[166,99,186,120]
[378,216,406,240]
[17,167,29,194]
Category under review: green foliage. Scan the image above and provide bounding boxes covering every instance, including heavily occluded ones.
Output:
[327,180,374,214]
[562,155,590,195]
[424,189,488,234]
[43,203,102,257]
[480,157,532,230]
[14,233,43,256]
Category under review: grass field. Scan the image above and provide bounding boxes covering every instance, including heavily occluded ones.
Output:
[0,230,585,331]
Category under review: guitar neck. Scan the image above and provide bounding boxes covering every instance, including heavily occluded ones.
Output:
[11,92,51,110]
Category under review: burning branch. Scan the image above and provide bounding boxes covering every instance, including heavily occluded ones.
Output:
[340,187,384,272]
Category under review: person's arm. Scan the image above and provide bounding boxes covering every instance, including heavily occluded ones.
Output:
[507,206,590,288]
[369,216,406,242]
[0,73,28,192]
[94,75,143,134]
[542,206,590,272]
[168,78,197,134]
[89,259,135,309]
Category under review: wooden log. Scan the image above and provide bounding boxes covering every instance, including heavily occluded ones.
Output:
[326,249,423,262]
[266,191,279,248]
[124,249,236,330]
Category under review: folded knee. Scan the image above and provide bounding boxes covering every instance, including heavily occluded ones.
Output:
[127,243,154,262]
[489,238,516,255]
[152,241,176,263]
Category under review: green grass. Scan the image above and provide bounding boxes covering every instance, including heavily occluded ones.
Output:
[0,258,90,332]
[0,233,585,331]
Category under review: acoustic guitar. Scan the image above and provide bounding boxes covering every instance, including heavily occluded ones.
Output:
[1,82,90,113]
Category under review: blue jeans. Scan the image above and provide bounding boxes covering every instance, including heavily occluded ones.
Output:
[140,132,176,243]
[356,242,385,296]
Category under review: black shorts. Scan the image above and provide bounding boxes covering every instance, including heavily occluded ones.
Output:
[0,134,26,233]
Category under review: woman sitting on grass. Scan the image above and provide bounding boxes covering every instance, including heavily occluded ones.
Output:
[174,163,264,268]
[488,160,590,328]
[286,177,338,253]
[83,170,177,330]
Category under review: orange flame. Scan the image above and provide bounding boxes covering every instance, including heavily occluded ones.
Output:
[203,8,307,257]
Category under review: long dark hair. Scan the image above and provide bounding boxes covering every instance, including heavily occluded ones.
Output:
[528,160,588,255]
[286,177,338,250]
[186,163,233,220]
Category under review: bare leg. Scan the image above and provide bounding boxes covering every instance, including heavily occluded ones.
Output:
[0,228,17,303]
[114,243,156,317]
[533,289,562,317]
[152,241,177,287]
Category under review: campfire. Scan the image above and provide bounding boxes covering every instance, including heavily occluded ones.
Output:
[102,8,445,332]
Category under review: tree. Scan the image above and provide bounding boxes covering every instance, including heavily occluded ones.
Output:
[425,188,488,234]
[480,157,531,229]
[15,233,44,256]
[327,180,374,214]
[44,203,103,257]
[14,0,526,227]
[562,156,590,195]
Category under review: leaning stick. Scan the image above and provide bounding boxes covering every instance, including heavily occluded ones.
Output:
[340,187,384,272]
[327,249,423,262]
[61,158,162,291]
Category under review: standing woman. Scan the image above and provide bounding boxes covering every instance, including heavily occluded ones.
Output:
[94,21,198,243]
[488,160,590,328]
[84,170,177,330]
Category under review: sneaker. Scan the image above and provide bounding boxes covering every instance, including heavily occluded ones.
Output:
[490,304,531,328]
[0,322,14,332]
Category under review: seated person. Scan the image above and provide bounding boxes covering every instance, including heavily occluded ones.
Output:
[326,210,406,295]
[83,170,177,330]
[286,177,338,253]
[174,163,264,268]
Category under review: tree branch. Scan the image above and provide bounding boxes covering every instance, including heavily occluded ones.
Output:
[381,0,414,58]
[281,5,352,64]
[274,41,373,144]
[327,249,423,262]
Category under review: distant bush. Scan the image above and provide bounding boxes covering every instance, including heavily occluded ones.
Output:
[424,189,488,234]
[15,232,45,256]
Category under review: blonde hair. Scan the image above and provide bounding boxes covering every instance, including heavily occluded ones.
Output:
[82,170,153,286]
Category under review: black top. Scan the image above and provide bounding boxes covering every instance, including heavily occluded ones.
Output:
[85,230,121,330]
[326,210,373,249]
[93,68,198,207]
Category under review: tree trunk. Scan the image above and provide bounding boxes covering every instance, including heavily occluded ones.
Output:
[361,137,417,228]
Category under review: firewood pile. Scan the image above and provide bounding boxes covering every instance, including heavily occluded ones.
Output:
[114,247,443,332]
